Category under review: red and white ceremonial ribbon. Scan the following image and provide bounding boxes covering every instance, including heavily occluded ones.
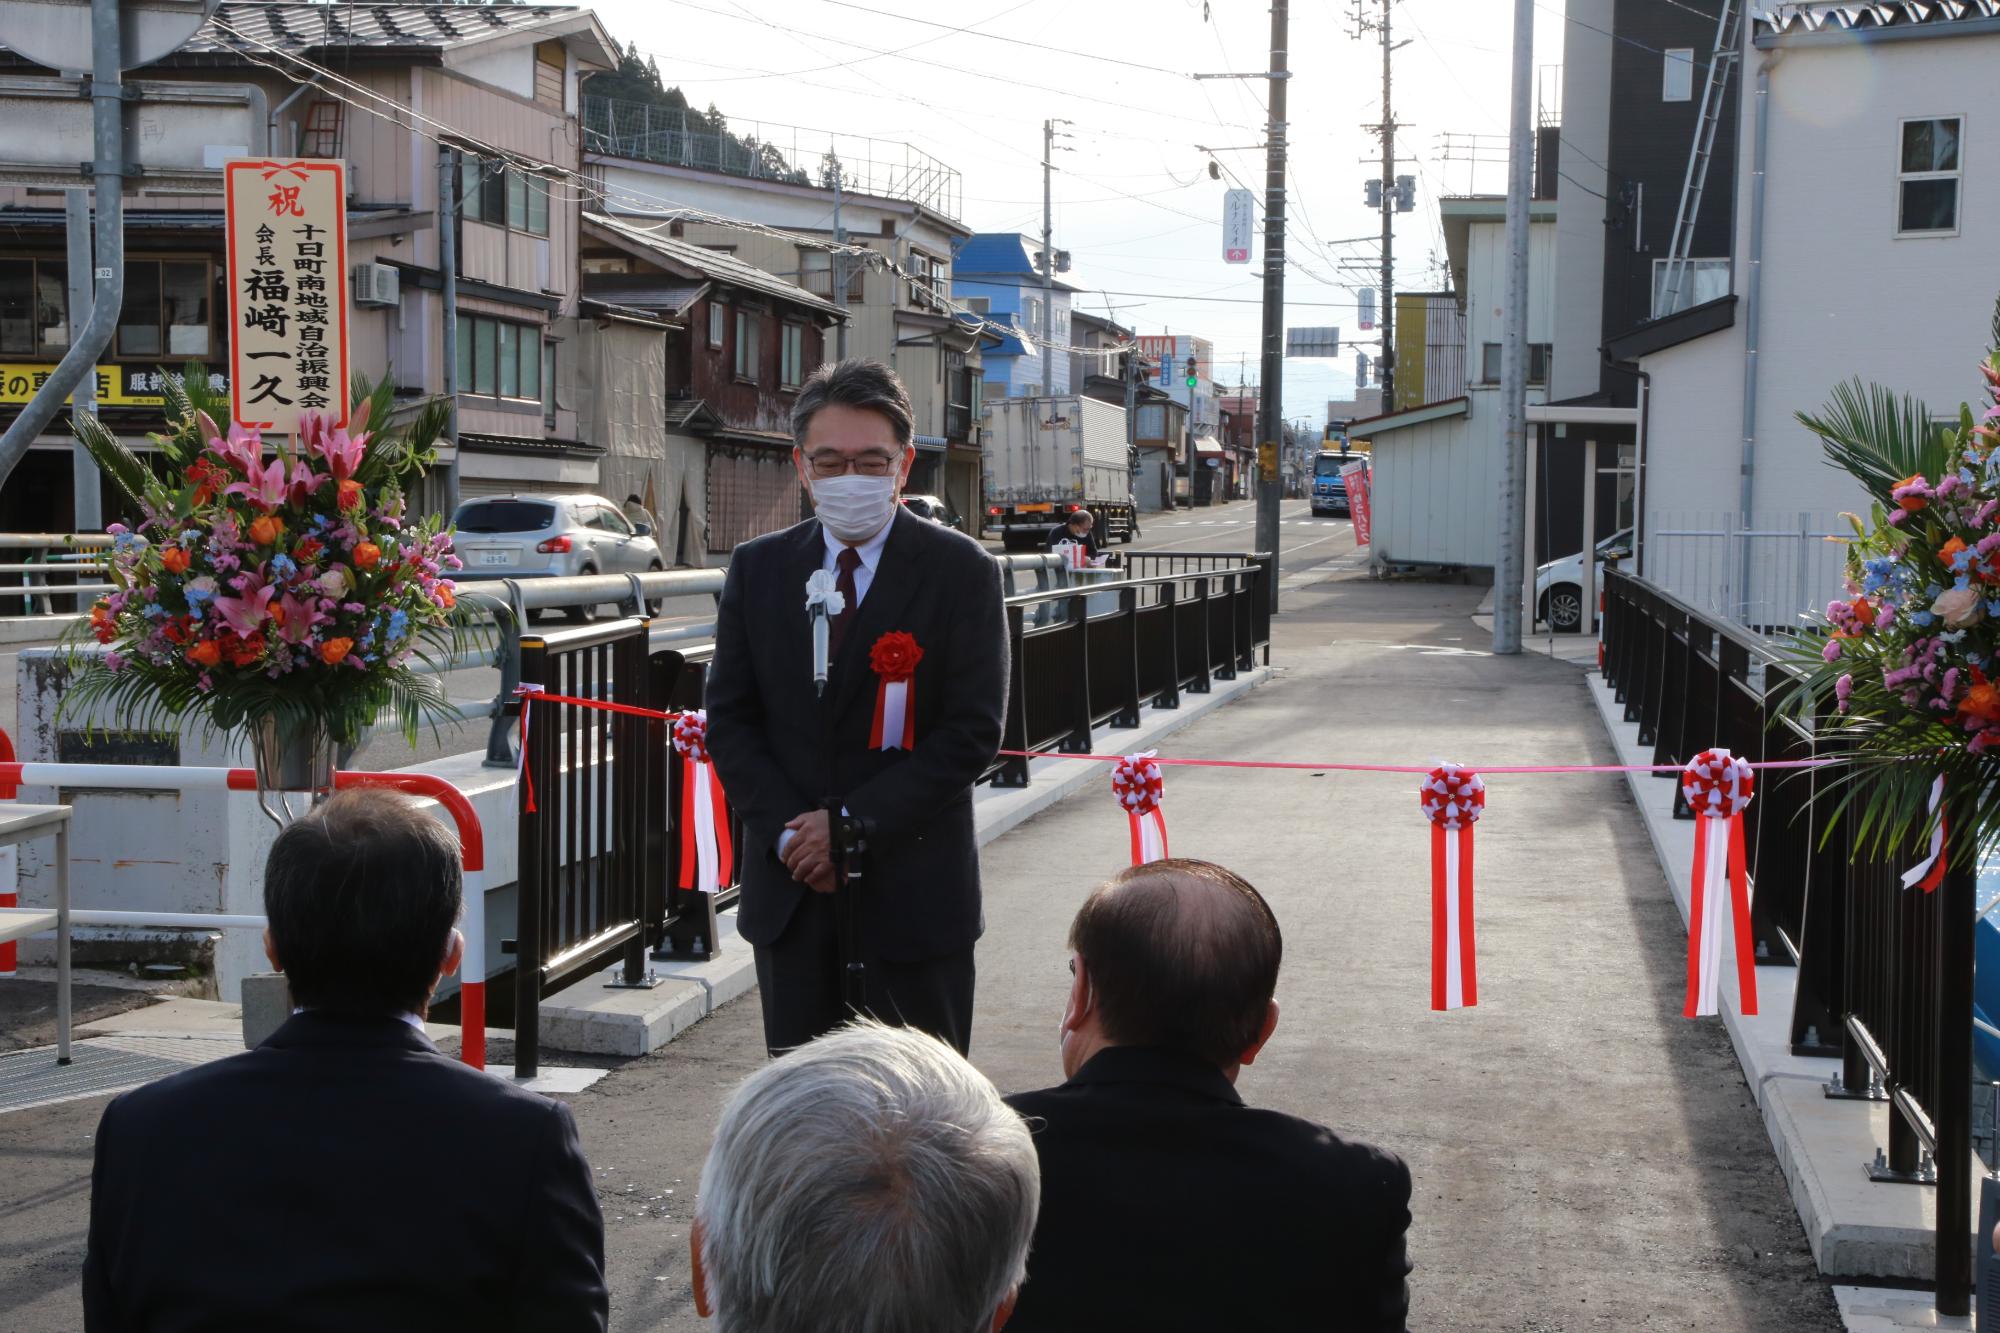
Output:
[1680,748,1758,1019]
[1112,752,1168,866]
[868,632,923,751]
[671,711,733,895]
[1420,765,1484,1011]
[1900,775,1947,893]
[515,682,545,814]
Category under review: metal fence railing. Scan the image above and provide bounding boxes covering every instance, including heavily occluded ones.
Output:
[0,533,115,618]
[1643,510,1849,634]
[507,550,1272,1075]
[1602,566,1974,1314]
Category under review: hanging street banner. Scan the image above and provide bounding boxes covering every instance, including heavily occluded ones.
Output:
[224,158,350,433]
[1223,188,1254,264]
[1342,461,1373,545]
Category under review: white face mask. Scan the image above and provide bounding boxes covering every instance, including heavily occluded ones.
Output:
[810,473,898,544]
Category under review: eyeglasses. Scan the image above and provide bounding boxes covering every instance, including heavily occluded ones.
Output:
[805,452,898,479]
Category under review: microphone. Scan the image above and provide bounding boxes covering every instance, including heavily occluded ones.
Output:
[804,568,845,698]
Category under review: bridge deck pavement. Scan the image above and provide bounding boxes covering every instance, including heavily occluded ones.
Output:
[0,557,1843,1331]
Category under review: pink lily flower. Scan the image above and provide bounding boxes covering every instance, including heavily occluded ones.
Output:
[274,590,323,645]
[224,455,287,512]
[207,422,263,474]
[286,460,326,507]
[214,575,276,635]
[318,426,366,482]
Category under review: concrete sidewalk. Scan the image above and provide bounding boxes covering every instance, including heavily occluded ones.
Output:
[0,555,1843,1331]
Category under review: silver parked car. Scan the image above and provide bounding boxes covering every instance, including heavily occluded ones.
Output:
[452,493,665,622]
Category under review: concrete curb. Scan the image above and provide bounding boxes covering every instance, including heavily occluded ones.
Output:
[1585,673,1974,1287]
[536,666,1271,1055]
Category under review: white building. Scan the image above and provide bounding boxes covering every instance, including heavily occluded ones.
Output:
[1349,196,1556,569]
[1622,5,2000,623]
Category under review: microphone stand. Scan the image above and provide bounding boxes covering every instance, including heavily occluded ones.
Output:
[807,564,866,1016]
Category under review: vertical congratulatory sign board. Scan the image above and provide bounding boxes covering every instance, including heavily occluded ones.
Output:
[224,158,350,433]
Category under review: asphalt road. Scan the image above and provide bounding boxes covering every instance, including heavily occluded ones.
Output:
[0,532,1843,1331]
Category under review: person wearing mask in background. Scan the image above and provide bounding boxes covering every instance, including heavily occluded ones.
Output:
[707,358,1008,1057]
[1044,508,1103,566]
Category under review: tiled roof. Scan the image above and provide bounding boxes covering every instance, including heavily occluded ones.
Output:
[581,283,707,316]
[582,212,842,319]
[0,3,592,63]
[1756,2,2000,36]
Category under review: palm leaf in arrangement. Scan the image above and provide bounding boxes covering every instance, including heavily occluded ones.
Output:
[1795,380,1955,506]
[71,411,155,509]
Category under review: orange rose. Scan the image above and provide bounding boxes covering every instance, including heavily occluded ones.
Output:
[435,582,457,609]
[1894,474,1931,512]
[89,601,111,626]
[320,637,354,666]
[868,630,924,682]
[160,546,191,574]
[185,639,222,668]
[352,541,381,570]
[248,515,284,546]
[337,479,363,511]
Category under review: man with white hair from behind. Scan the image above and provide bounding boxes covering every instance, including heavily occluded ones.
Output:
[690,1020,1040,1333]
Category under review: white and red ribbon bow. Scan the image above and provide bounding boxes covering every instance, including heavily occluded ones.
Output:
[868,631,923,751]
[672,711,733,894]
[1112,752,1168,865]
[1680,748,1757,1018]
[1901,774,1947,893]
[1420,764,1484,1011]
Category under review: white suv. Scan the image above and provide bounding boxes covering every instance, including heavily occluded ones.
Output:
[452,494,665,622]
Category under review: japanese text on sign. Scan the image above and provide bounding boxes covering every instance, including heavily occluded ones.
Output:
[1341,462,1373,546]
[0,364,227,408]
[1223,189,1254,265]
[224,158,350,433]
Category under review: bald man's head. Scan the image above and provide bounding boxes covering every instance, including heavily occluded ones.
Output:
[1067,859,1283,1068]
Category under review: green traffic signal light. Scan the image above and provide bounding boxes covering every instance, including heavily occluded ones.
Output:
[1184,375,1197,387]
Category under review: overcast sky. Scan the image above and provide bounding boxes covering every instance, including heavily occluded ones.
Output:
[587,0,1571,427]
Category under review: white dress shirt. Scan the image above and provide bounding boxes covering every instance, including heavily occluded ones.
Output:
[821,514,893,606]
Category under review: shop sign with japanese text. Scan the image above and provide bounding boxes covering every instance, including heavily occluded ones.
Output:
[0,364,226,408]
[223,158,350,433]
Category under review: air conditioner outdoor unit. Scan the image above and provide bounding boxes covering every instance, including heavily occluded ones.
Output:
[352,262,400,308]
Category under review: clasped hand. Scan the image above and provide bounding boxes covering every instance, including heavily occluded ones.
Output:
[781,809,838,894]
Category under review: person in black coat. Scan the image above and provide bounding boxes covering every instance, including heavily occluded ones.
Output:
[1044,508,1103,560]
[1005,859,1412,1332]
[82,789,607,1333]
[707,358,1008,1057]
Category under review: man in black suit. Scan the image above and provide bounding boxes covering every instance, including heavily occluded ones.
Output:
[1044,507,1102,560]
[1005,859,1413,1332]
[708,358,1007,1057]
[82,789,607,1332]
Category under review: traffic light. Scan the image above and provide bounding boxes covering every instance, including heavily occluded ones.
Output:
[1184,356,1198,388]
[1395,174,1417,213]
[1363,178,1383,209]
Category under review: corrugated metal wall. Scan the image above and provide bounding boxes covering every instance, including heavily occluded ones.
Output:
[1369,404,1499,568]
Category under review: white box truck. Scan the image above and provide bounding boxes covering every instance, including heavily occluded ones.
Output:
[981,395,1138,549]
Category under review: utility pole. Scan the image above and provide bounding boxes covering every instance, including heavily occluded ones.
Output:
[438,153,462,518]
[1252,0,1289,609]
[1378,0,1396,409]
[1040,118,1057,396]
[1492,0,1535,655]
[832,163,848,360]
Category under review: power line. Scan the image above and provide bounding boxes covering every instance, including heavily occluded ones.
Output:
[816,0,1193,77]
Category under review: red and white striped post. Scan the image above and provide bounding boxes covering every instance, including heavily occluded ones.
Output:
[0,727,16,977]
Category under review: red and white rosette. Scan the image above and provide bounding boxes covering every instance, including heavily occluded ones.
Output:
[1680,748,1758,1018]
[672,711,734,895]
[868,631,922,751]
[1420,765,1484,1012]
[1901,774,1947,893]
[1112,751,1168,866]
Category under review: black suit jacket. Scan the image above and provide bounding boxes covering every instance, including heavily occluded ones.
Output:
[1004,1047,1412,1332]
[82,1012,607,1333]
[707,509,1008,961]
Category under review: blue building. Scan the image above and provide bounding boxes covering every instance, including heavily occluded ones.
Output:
[951,233,1075,399]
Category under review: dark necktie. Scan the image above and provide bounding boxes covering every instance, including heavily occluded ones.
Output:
[828,545,862,661]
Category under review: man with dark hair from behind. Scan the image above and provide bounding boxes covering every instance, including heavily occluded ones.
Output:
[1005,859,1412,1332]
[82,788,608,1332]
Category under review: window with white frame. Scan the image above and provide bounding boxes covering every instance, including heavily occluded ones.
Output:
[1899,116,1962,236]
[734,309,760,380]
[1024,296,1044,334]
[708,302,726,348]
[1663,49,1694,102]
[1480,342,1501,384]
[1650,258,1731,317]
[780,323,805,388]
